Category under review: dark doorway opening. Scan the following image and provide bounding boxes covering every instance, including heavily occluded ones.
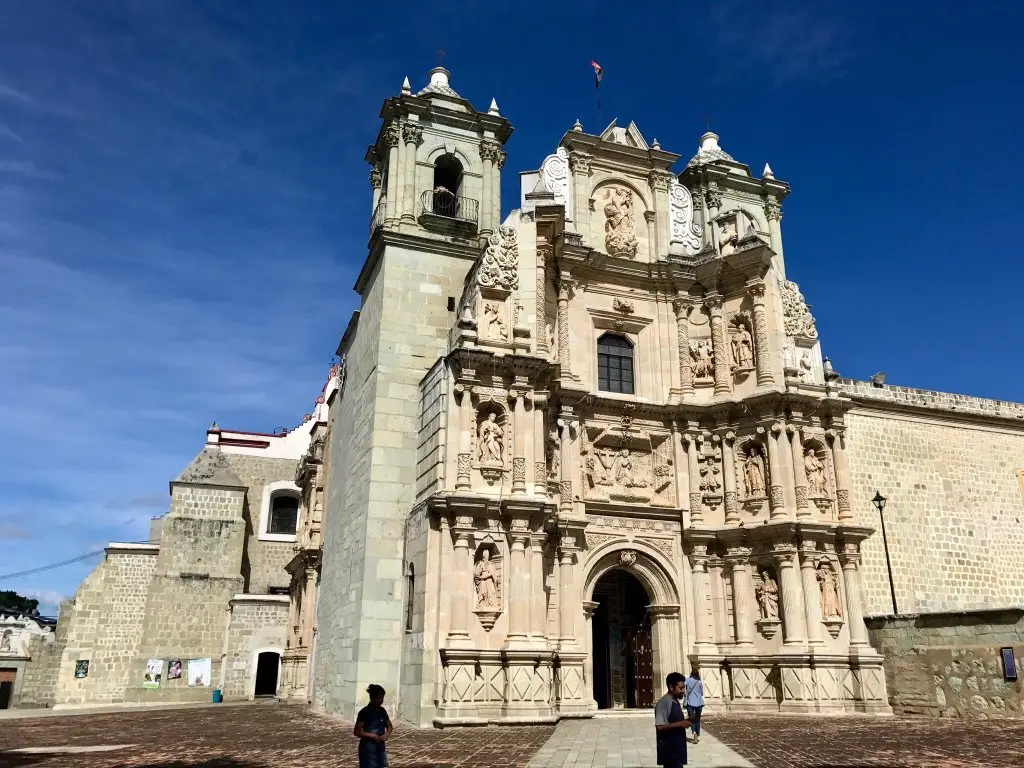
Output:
[0,668,15,710]
[254,652,280,698]
[591,569,654,710]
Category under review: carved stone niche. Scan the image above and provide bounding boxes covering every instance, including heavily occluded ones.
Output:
[801,438,834,516]
[474,400,510,485]
[478,288,513,348]
[581,422,675,506]
[817,560,844,638]
[697,437,722,514]
[753,565,781,639]
[735,438,768,513]
[712,209,762,258]
[728,311,756,378]
[473,541,503,631]
[690,336,715,387]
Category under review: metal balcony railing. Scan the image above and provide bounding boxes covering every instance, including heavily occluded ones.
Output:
[369,198,386,239]
[419,189,479,224]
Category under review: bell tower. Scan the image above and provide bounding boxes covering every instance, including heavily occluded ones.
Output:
[314,67,512,721]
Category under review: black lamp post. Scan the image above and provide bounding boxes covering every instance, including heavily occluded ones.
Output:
[872,491,898,616]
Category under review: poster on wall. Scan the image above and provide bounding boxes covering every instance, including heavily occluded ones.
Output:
[74,659,90,678]
[188,657,212,687]
[143,658,163,688]
[167,659,182,681]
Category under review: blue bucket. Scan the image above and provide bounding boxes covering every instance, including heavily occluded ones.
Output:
[212,689,223,703]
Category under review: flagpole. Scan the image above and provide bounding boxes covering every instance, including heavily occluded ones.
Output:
[591,60,604,128]
[596,80,601,126]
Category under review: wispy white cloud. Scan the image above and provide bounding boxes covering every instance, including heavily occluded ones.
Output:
[0,523,34,540]
[704,1,858,85]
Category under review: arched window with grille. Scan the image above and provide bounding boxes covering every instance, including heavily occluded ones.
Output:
[268,493,299,535]
[597,333,635,394]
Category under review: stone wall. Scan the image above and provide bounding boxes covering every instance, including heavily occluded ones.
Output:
[17,607,68,708]
[54,548,158,706]
[415,358,448,503]
[315,240,475,721]
[223,453,299,594]
[867,610,1024,717]
[222,597,288,700]
[842,381,1024,616]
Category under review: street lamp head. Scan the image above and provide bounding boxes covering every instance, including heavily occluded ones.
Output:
[872,491,887,512]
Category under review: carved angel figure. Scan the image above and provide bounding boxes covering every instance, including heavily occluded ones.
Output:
[798,352,813,380]
[478,413,504,464]
[731,324,754,368]
[755,570,780,620]
[805,448,827,497]
[743,448,767,498]
[482,301,507,340]
[603,186,639,257]
[474,550,500,609]
[817,564,843,618]
[690,339,715,380]
[0,629,11,652]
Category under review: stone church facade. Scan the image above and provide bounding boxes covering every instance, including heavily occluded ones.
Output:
[13,66,1024,721]
[310,67,1024,725]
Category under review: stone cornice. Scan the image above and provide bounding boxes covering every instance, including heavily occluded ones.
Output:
[840,379,1024,430]
[357,228,480,295]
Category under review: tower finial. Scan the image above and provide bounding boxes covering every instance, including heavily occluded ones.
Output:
[762,162,774,179]
[488,98,500,116]
[401,76,411,96]
[572,118,583,132]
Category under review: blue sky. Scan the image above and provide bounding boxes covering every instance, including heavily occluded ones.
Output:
[2,1,1021,613]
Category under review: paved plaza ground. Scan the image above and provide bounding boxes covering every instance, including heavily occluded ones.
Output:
[2,702,1024,768]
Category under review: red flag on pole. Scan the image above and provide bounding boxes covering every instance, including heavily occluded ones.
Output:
[591,60,603,86]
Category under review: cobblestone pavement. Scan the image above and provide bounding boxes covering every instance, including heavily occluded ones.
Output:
[0,702,555,768]
[4,705,1024,768]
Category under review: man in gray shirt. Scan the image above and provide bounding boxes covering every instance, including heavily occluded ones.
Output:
[654,671,692,768]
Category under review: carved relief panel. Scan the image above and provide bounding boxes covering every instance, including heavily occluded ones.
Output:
[580,421,675,506]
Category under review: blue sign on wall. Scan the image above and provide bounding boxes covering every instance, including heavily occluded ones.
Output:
[1000,647,1017,682]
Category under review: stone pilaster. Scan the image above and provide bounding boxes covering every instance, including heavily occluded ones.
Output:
[556,277,574,380]
[447,517,474,647]
[705,294,730,395]
[536,244,550,355]
[798,540,824,646]
[748,281,773,386]
[684,433,702,525]
[839,544,869,647]
[369,165,383,212]
[479,139,503,235]
[705,183,721,219]
[689,542,716,653]
[764,196,784,265]
[557,415,575,515]
[455,384,473,490]
[557,532,578,648]
[829,429,853,521]
[649,170,672,258]
[383,123,401,222]
[672,297,694,395]
[533,392,547,494]
[510,391,527,495]
[726,547,755,648]
[789,425,810,518]
[530,532,547,643]
[401,122,422,221]
[765,423,786,519]
[775,546,807,648]
[568,153,591,238]
[505,518,531,643]
[644,210,657,259]
[722,431,739,525]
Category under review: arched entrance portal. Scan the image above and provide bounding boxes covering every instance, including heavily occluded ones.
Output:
[254,651,280,698]
[591,569,655,709]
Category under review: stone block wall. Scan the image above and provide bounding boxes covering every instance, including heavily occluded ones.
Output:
[54,549,158,706]
[415,358,448,503]
[842,383,1024,616]
[223,453,299,594]
[867,610,1024,717]
[222,598,288,700]
[316,241,474,721]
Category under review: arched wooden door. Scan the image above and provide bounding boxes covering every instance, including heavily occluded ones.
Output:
[631,617,654,708]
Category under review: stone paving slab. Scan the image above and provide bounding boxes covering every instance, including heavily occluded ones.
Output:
[527,716,752,768]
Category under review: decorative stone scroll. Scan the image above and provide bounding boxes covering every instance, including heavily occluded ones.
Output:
[540,147,572,219]
[780,279,818,340]
[668,180,702,252]
[478,226,519,291]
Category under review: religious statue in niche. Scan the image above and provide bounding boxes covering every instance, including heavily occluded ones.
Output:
[690,339,715,381]
[805,448,828,497]
[547,437,560,481]
[603,186,639,258]
[474,549,501,609]
[755,569,780,620]
[742,445,767,499]
[699,454,722,494]
[477,412,505,464]
[482,301,508,340]
[729,314,755,370]
[817,563,843,619]
[718,217,738,256]
[798,351,813,381]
